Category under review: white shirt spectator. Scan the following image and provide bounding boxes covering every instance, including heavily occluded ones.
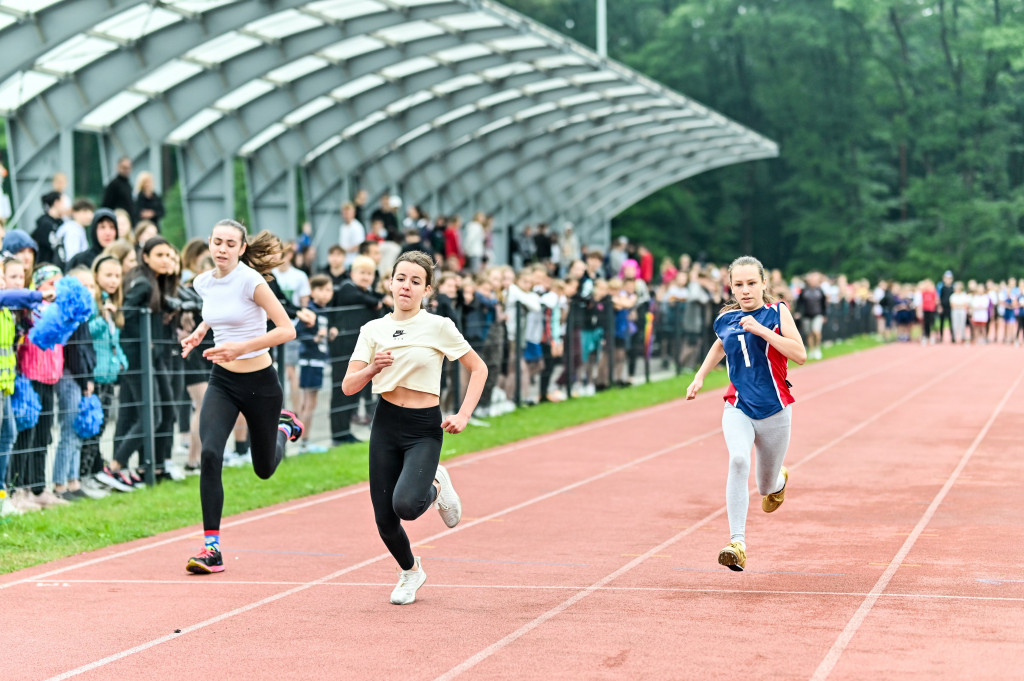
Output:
[56,218,90,263]
[273,265,311,308]
[339,219,365,268]
[462,219,485,259]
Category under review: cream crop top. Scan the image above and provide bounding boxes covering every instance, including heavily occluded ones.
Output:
[193,262,269,360]
[351,310,471,396]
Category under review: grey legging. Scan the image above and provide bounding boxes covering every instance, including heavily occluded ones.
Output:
[721,404,791,546]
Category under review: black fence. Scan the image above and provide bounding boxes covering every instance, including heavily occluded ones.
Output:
[0,299,873,500]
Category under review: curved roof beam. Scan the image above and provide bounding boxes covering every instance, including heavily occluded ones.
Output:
[258,63,638,203]
[580,147,776,222]
[374,99,719,211]
[85,4,480,172]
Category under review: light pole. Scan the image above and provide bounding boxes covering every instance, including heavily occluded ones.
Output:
[597,0,607,57]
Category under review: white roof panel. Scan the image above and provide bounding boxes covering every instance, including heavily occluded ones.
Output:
[331,73,385,100]
[488,35,547,53]
[432,73,483,95]
[320,35,385,62]
[522,77,569,95]
[185,32,262,66]
[535,54,587,70]
[80,91,148,130]
[388,0,447,6]
[2,0,63,12]
[477,89,520,108]
[37,34,118,74]
[558,92,602,107]
[283,96,334,125]
[133,60,204,95]
[387,90,432,115]
[302,134,342,164]
[604,85,648,99]
[0,70,58,112]
[475,115,513,137]
[393,123,432,148]
[94,5,182,42]
[244,9,322,40]
[515,102,557,120]
[0,16,16,32]
[434,13,504,32]
[380,56,437,79]
[433,44,491,64]
[434,104,476,127]
[167,109,224,143]
[342,110,386,138]
[266,56,330,84]
[214,79,275,111]
[481,62,534,80]
[240,123,289,155]
[571,71,621,85]
[166,0,239,12]
[307,0,388,21]
[375,21,445,44]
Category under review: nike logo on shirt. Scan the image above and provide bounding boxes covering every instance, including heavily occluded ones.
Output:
[393,330,405,338]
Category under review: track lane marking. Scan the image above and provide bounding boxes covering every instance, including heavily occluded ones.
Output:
[432,353,983,681]
[809,362,1024,681]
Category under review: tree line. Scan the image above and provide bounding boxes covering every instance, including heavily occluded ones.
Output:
[505,0,1024,281]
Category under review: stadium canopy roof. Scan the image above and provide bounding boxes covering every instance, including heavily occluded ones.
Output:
[0,0,777,252]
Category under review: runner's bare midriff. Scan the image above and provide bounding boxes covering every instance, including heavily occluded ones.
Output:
[218,352,273,374]
[381,385,439,409]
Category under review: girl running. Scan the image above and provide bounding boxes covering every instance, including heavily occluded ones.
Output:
[685,255,806,571]
[343,251,487,605]
[180,219,304,574]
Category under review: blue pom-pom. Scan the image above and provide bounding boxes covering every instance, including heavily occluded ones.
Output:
[28,278,96,350]
[12,376,41,432]
[74,394,105,439]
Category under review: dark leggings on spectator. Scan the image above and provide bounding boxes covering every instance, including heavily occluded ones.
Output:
[10,382,54,492]
[199,364,286,531]
[369,397,441,571]
[114,352,175,470]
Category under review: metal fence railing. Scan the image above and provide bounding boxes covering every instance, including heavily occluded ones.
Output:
[0,299,874,504]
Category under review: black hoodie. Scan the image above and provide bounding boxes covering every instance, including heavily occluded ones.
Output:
[66,208,117,271]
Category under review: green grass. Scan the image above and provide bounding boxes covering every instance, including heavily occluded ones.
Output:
[0,334,881,574]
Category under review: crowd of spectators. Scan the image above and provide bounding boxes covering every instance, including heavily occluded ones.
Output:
[0,158,1003,518]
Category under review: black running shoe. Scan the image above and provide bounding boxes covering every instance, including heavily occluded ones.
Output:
[186,547,224,574]
[279,410,304,442]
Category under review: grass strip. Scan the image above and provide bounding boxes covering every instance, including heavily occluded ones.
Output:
[0,335,880,573]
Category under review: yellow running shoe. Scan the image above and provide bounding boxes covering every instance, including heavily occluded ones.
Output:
[762,466,788,513]
[718,542,746,572]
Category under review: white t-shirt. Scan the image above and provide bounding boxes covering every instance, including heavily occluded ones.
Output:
[351,310,471,396]
[462,220,485,258]
[193,262,270,359]
[340,219,365,267]
[949,291,970,310]
[971,294,990,323]
[273,265,310,308]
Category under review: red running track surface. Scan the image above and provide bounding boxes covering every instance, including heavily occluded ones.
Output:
[3,344,1023,681]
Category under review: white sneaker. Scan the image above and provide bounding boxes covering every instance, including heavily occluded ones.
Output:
[1,496,23,516]
[433,463,462,528]
[390,557,426,605]
[78,480,110,499]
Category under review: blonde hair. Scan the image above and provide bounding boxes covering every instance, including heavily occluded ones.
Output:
[720,255,776,314]
[350,255,376,273]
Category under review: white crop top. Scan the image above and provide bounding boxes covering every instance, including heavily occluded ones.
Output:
[351,310,471,396]
[193,262,269,359]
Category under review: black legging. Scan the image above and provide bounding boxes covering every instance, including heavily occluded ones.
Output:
[10,381,54,492]
[369,397,441,571]
[199,363,286,531]
[114,352,175,471]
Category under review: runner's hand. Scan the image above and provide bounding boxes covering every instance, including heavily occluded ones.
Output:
[685,376,703,400]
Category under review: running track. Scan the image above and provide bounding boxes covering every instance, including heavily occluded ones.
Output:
[3,344,1023,680]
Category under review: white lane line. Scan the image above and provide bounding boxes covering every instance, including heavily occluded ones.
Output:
[36,351,907,680]
[809,362,1024,681]
[432,353,982,681]
[4,348,903,592]
[33,579,1024,603]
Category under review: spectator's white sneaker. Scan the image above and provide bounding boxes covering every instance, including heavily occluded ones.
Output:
[1,495,23,516]
[433,464,462,528]
[390,557,426,605]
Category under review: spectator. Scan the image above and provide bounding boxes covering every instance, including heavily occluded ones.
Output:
[114,209,133,240]
[52,267,97,502]
[51,172,72,216]
[102,238,138,273]
[131,220,158,250]
[430,216,448,262]
[559,224,581,274]
[32,191,65,266]
[84,255,132,492]
[517,225,536,266]
[444,215,464,270]
[4,230,38,291]
[353,188,369,225]
[66,208,118,271]
[795,271,827,360]
[295,274,333,454]
[533,223,553,264]
[134,171,164,230]
[56,199,95,267]
[272,243,311,413]
[400,227,428,255]
[463,213,486,273]
[179,238,210,284]
[321,244,347,287]
[101,156,136,224]
[370,193,400,241]
[177,255,214,474]
[328,255,384,443]
[339,202,365,269]
[637,244,654,284]
[607,236,628,279]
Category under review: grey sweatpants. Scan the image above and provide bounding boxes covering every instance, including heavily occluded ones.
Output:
[721,403,791,545]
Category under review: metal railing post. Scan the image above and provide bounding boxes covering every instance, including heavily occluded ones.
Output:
[564,300,575,399]
[139,308,156,487]
[514,302,524,407]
